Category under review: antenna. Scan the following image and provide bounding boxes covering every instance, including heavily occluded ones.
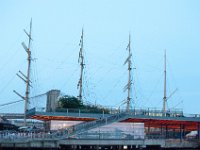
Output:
[77,28,84,102]
[163,50,167,116]
[14,19,32,126]
[124,34,132,112]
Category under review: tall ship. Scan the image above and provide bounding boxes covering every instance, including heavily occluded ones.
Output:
[0,20,200,150]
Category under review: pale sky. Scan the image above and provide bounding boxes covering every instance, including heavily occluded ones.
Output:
[0,0,200,114]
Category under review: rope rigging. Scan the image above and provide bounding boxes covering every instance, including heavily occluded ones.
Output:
[0,92,47,108]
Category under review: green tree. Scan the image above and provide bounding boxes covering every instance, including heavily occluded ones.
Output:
[58,95,110,114]
[59,95,83,108]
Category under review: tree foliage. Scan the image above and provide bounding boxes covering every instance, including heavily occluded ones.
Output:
[57,95,110,114]
[59,95,83,108]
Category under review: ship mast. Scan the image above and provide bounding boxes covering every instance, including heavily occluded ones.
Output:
[124,34,132,112]
[163,50,167,116]
[14,19,32,126]
[77,28,84,102]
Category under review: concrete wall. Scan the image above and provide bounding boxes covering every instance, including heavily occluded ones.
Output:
[46,90,60,112]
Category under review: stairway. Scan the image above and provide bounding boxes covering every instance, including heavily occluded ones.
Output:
[52,112,130,139]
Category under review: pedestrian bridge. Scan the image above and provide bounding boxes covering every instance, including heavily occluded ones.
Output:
[2,107,200,140]
[1,108,200,149]
[25,107,200,139]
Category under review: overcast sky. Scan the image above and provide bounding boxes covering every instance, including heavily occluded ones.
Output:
[0,0,200,114]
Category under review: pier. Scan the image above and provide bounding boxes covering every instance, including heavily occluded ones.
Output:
[1,108,200,149]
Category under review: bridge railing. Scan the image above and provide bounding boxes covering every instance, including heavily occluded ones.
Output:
[27,107,200,120]
[129,108,184,118]
[0,130,199,141]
